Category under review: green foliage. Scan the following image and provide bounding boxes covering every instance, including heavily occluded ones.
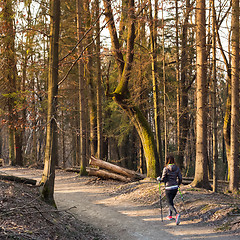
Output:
[104,99,133,146]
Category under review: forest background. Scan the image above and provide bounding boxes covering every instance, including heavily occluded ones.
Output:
[0,0,239,204]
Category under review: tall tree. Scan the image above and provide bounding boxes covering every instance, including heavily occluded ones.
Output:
[149,0,162,173]
[162,1,167,162]
[95,0,103,159]
[177,0,192,170]
[229,0,239,192]
[40,0,60,205]
[84,0,96,157]
[76,0,87,175]
[1,0,23,166]
[211,0,218,192]
[103,0,158,178]
[191,0,211,190]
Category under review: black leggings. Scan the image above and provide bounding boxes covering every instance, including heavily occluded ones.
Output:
[165,188,178,216]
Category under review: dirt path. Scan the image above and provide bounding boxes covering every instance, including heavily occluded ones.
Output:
[1,167,239,240]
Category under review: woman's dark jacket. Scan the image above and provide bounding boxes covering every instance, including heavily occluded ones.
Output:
[161,164,182,189]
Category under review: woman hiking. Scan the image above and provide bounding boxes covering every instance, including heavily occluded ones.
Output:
[157,155,182,225]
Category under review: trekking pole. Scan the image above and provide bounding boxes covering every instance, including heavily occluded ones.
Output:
[158,180,163,222]
[178,187,184,202]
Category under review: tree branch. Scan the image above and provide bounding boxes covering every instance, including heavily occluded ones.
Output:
[60,10,104,62]
[103,0,125,76]
[58,20,110,86]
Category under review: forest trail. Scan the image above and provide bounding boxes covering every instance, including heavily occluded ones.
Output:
[1,167,239,240]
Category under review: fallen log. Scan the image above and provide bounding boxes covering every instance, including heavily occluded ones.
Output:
[89,156,145,180]
[65,167,81,173]
[87,167,131,182]
[0,174,37,185]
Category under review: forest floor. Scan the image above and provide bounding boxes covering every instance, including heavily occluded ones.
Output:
[0,166,240,240]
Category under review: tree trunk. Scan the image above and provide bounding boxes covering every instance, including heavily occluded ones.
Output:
[213,6,232,180]
[229,0,239,192]
[176,0,180,168]
[211,0,218,192]
[119,0,128,47]
[191,0,211,190]
[149,0,162,174]
[96,0,103,160]
[15,130,23,166]
[84,0,96,157]
[162,2,168,161]
[76,0,87,175]
[177,0,191,170]
[1,0,18,166]
[61,109,66,169]
[135,1,147,174]
[40,0,60,206]
[8,127,15,165]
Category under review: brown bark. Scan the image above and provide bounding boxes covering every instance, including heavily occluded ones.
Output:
[177,0,191,170]
[77,0,87,175]
[191,0,211,190]
[40,0,60,206]
[229,0,239,192]
[212,6,232,172]
[162,2,167,161]
[96,0,103,160]
[83,0,96,157]
[211,0,218,192]
[1,0,18,165]
[87,167,131,182]
[149,0,162,173]
[103,0,124,77]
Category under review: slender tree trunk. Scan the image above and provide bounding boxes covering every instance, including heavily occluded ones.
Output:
[223,86,231,179]
[176,0,180,167]
[211,0,218,192]
[40,0,60,206]
[229,0,239,192]
[119,0,128,47]
[149,0,162,174]
[177,0,191,170]
[61,109,66,168]
[8,128,15,165]
[213,6,232,179]
[77,0,87,175]
[162,1,167,162]
[2,0,18,166]
[192,0,211,190]
[136,0,147,174]
[96,0,103,160]
[84,0,96,157]
[15,131,23,166]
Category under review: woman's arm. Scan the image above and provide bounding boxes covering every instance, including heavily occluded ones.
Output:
[161,167,168,183]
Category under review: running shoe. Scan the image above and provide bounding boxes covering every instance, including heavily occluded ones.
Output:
[176,214,181,225]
